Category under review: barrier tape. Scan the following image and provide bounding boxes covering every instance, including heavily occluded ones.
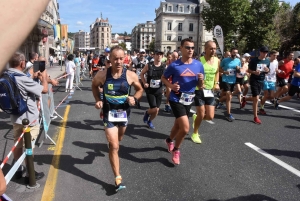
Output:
[0,119,38,169]
[55,91,72,110]
[56,73,71,80]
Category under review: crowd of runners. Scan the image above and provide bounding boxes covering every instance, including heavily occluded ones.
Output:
[86,38,300,191]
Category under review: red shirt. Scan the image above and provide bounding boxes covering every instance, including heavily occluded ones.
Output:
[92,58,99,71]
[278,59,294,79]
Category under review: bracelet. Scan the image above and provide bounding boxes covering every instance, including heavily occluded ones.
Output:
[214,82,219,84]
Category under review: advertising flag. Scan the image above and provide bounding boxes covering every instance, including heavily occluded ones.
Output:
[213,25,224,56]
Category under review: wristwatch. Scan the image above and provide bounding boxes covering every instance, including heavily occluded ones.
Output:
[215,82,220,84]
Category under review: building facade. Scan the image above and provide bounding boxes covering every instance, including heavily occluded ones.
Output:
[90,17,112,53]
[74,30,90,51]
[19,0,60,61]
[131,21,155,52]
[155,0,212,54]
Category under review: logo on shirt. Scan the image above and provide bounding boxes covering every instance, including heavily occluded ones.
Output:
[0,93,6,97]
[108,84,114,90]
[180,68,196,76]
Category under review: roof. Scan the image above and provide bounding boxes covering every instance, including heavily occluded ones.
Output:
[165,0,199,4]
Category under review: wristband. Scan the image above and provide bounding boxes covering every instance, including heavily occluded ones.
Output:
[215,82,219,84]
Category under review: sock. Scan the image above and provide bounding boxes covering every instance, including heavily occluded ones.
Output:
[166,137,172,143]
[173,147,179,151]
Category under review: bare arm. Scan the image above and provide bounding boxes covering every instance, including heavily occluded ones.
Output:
[127,71,143,101]
[140,64,149,87]
[294,71,300,77]
[0,169,6,195]
[92,70,106,103]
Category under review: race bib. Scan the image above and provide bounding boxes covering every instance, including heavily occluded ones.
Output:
[89,60,92,64]
[266,73,276,82]
[238,72,246,77]
[203,89,214,97]
[257,64,266,72]
[108,110,127,122]
[94,64,97,67]
[179,93,195,105]
[228,69,236,76]
[150,79,161,88]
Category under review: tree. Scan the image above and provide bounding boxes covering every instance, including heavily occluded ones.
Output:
[119,42,127,50]
[124,31,128,36]
[149,39,155,52]
[202,0,250,50]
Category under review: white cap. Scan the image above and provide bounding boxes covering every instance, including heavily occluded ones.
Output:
[243,53,251,57]
[236,54,240,58]
[139,49,146,53]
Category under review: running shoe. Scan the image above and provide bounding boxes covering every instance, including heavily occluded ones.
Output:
[254,117,262,124]
[226,113,235,122]
[259,109,266,115]
[115,176,126,192]
[274,100,279,110]
[172,150,180,165]
[191,133,202,144]
[147,121,155,129]
[192,113,197,129]
[167,105,172,112]
[270,99,275,104]
[165,139,174,153]
[241,97,247,108]
[143,111,149,123]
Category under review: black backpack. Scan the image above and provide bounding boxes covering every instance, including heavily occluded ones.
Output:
[0,71,28,115]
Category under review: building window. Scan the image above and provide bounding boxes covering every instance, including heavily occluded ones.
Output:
[179,6,183,12]
[101,33,104,37]
[178,36,182,41]
[178,23,182,31]
[107,28,109,31]
[191,7,194,13]
[189,23,193,31]
[189,37,193,40]
[167,36,171,41]
[102,28,104,31]
[167,22,172,30]
[168,6,172,12]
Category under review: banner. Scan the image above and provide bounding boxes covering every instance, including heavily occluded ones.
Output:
[61,24,68,41]
[213,25,224,56]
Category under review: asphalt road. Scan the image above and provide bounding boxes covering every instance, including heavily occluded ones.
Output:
[1,77,300,201]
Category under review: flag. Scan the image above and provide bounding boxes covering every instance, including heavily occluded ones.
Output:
[213,25,224,56]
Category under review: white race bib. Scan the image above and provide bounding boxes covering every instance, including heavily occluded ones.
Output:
[257,64,266,72]
[179,93,195,105]
[150,79,161,88]
[228,69,236,76]
[89,60,92,64]
[108,110,127,122]
[203,89,214,97]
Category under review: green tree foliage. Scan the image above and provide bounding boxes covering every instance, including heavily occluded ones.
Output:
[149,39,155,52]
[119,42,127,50]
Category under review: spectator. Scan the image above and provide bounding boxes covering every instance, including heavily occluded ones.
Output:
[8,52,48,183]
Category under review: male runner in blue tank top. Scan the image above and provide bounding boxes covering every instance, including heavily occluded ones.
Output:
[92,45,143,192]
[162,38,204,165]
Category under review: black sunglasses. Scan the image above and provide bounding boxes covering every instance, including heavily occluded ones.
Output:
[184,46,195,50]
[140,52,145,54]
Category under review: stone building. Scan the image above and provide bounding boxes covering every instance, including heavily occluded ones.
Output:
[131,21,155,53]
[74,30,90,52]
[90,16,112,53]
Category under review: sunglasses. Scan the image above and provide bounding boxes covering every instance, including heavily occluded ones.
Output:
[184,46,195,50]
[140,52,145,54]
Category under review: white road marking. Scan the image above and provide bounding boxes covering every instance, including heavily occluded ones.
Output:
[265,101,300,113]
[245,142,300,177]
[205,120,215,124]
[190,109,196,114]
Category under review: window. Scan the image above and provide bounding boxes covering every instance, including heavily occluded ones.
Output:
[189,23,193,32]
[167,46,171,52]
[102,28,104,31]
[189,37,193,40]
[101,33,104,37]
[179,7,183,12]
[190,7,194,13]
[168,6,172,12]
[167,22,172,30]
[167,36,171,41]
[107,28,109,31]
[178,36,182,41]
[178,23,182,31]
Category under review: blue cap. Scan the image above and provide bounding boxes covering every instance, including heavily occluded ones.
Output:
[105,47,110,53]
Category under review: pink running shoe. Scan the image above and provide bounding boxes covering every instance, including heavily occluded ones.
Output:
[172,150,180,165]
[165,139,174,153]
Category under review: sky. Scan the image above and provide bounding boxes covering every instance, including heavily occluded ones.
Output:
[59,0,298,34]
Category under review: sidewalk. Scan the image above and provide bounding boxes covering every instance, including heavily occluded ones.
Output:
[46,62,65,79]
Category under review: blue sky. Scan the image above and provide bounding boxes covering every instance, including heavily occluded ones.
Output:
[59,0,298,34]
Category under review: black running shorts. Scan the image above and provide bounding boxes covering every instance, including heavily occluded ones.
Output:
[250,80,264,97]
[277,76,288,87]
[169,101,191,119]
[194,90,215,107]
[146,93,162,109]
[288,84,300,97]
[221,82,235,92]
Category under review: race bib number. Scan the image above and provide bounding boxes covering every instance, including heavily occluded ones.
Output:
[238,72,245,77]
[94,64,97,67]
[257,64,267,72]
[266,73,276,82]
[89,60,92,64]
[179,93,195,105]
[203,89,214,97]
[150,79,161,88]
[228,69,236,76]
[108,110,127,122]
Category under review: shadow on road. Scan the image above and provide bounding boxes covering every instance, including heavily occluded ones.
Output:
[263,148,300,160]
[207,194,278,201]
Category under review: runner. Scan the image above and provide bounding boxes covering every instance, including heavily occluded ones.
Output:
[191,41,219,144]
[259,50,279,114]
[123,51,132,69]
[242,53,251,97]
[241,46,270,124]
[218,48,241,122]
[274,51,294,101]
[275,56,300,108]
[162,38,204,165]
[140,49,165,129]
[91,45,143,192]
[90,54,100,78]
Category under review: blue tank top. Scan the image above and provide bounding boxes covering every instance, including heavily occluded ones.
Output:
[104,68,130,105]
